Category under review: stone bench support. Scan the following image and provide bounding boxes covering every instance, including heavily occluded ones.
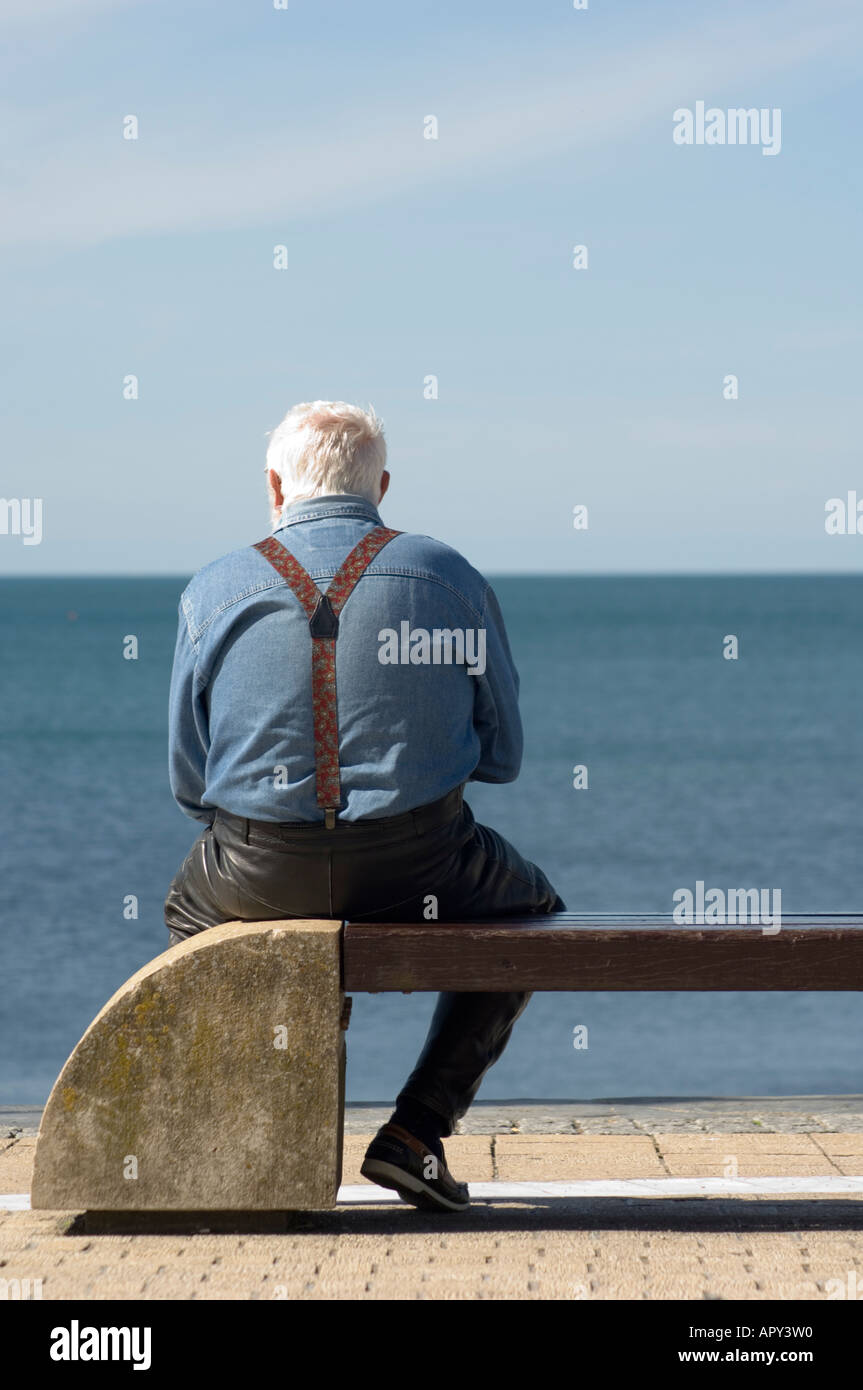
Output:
[31,920,344,1213]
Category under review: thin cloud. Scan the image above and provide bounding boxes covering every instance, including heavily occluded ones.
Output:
[1,1,860,248]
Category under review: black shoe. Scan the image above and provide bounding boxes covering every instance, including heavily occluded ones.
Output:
[360,1122,470,1212]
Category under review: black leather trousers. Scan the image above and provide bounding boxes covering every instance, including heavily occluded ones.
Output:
[163,785,565,1134]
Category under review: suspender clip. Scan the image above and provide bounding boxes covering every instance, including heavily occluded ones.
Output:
[308,594,340,640]
[324,807,337,829]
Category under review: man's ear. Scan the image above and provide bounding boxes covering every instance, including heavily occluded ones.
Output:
[379,469,390,503]
[268,468,285,512]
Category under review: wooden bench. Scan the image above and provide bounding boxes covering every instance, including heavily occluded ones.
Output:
[30,914,863,1215]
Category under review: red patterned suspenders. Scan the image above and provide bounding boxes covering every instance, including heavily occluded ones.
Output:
[254,526,401,826]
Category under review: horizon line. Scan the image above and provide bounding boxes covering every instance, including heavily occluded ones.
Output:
[1,569,863,582]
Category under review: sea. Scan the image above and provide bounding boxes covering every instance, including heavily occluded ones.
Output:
[1,574,862,1106]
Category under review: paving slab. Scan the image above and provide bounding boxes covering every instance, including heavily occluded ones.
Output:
[0,1137,36,1191]
[819,1158,863,1177]
[814,1135,863,1156]
[661,1159,840,1178]
[655,1132,827,1154]
[495,1135,665,1181]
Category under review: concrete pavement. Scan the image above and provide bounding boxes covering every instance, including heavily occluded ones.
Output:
[3,1099,863,1299]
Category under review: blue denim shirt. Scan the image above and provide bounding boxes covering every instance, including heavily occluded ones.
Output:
[168,495,523,823]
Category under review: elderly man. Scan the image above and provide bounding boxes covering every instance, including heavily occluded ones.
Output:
[165,401,564,1212]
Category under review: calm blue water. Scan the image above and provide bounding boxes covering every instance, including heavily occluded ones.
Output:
[1,575,862,1105]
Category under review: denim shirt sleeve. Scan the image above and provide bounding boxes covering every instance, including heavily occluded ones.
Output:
[168,600,213,822]
[469,583,523,783]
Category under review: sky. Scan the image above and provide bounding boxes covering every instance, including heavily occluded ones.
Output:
[1,0,862,575]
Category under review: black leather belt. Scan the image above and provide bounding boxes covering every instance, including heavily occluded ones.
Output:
[214,783,465,843]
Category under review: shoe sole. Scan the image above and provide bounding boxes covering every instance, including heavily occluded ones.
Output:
[360,1158,470,1212]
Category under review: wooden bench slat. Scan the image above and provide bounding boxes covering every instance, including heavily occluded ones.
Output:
[343,917,863,992]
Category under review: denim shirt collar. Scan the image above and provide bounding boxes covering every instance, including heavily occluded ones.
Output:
[274,493,384,532]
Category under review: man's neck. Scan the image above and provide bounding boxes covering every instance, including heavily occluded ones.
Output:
[273,493,384,531]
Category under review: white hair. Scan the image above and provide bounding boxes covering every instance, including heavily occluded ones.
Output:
[265,400,387,508]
